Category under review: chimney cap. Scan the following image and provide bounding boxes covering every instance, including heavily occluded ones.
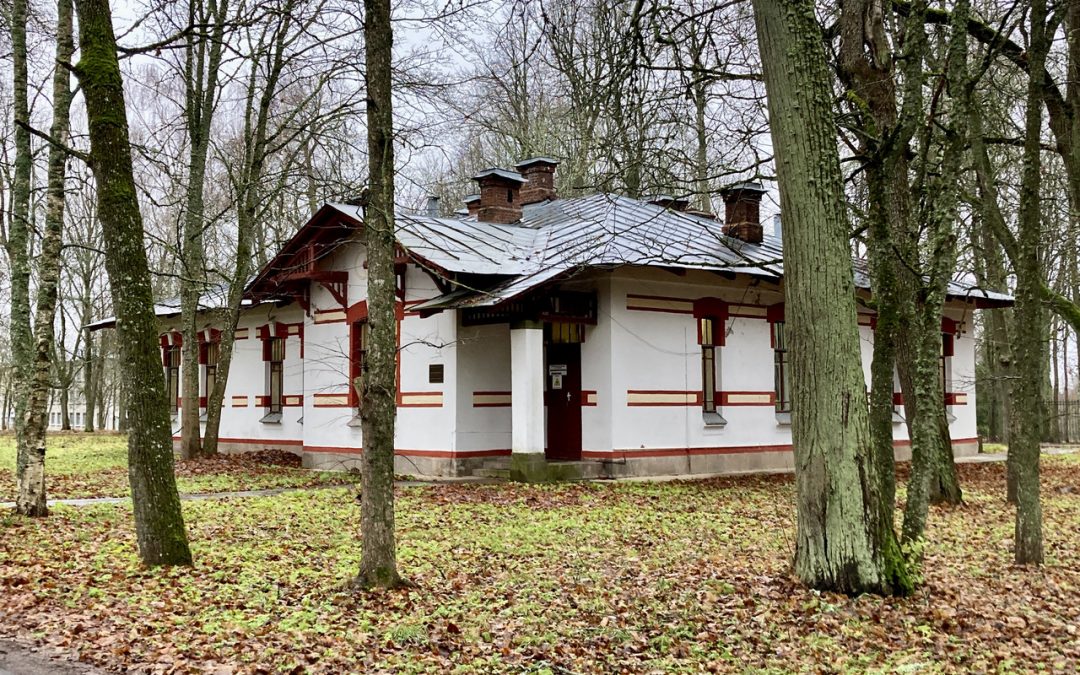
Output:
[720,181,766,197]
[515,156,560,170]
[473,167,526,184]
[647,194,691,211]
[463,193,480,204]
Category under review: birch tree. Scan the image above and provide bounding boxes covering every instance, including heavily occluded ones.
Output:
[6,0,35,514]
[16,0,76,516]
[751,0,911,595]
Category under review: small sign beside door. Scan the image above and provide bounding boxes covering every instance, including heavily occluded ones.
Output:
[548,364,568,375]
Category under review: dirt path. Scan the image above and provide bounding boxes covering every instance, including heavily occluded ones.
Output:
[0,639,102,675]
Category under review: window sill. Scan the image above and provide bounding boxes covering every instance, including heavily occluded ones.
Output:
[702,411,727,428]
[892,411,905,425]
[775,412,791,426]
[260,413,282,424]
[945,410,957,424]
[347,415,363,428]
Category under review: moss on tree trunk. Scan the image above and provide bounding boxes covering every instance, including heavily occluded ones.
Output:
[752,0,912,596]
[73,0,192,566]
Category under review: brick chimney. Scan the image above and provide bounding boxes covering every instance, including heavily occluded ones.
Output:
[463,193,480,217]
[515,157,559,205]
[473,168,526,224]
[720,182,766,244]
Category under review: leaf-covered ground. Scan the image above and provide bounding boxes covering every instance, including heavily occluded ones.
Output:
[0,434,347,501]
[1,455,1078,673]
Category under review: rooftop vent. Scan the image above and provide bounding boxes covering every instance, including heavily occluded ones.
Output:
[720,182,766,245]
[647,194,691,212]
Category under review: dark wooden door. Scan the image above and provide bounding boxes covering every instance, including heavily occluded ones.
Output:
[546,342,582,461]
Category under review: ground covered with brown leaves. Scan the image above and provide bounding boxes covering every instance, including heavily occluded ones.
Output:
[0,434,347,501]
[1,452,1078,673]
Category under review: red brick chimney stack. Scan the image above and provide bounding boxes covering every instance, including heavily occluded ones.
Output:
[720,182,766,244]
[463,193,480,217]
[515,157,559,205]
[473,168,526,224]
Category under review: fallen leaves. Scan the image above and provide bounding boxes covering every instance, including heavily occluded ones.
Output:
[0,450,1078,672]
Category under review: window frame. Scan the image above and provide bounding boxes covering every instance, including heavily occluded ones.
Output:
[266,336,285,414]
[349,319,369,411]
[163,344,180,415]
[693,298,728,425]
[772,320,792,415]
[202,341,220,407]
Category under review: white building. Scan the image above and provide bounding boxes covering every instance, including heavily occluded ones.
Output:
[147,159,1010,480]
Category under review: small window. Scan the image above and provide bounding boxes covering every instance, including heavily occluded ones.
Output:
[506,188,514,203]
[772,321,791,414]
[429,363,444,384]
[941,332,953,406]
[350,320,369,409]
[267,337,285,414]
[204,342,220,406]
[164,345,180,414]
[700,317,719,414]
[545,322,585,344]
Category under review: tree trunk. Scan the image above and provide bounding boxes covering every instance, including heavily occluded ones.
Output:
[83,326,96,432]
[73,0,192,566]
[60,387,71,431]
[751,0,911,595]
[7,0,34,512]
[16,0,76,517]
[1011,0,1049,566]
[179,0,229,459]
[354,0,403,591]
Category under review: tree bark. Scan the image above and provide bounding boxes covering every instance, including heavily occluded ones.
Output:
[752,0,911,595]
[17,0,76,517]
[73,0,192,566]
[7,0,34,512]
[179,0,229,460]
[1011,0,1049,566]
[354,0,403,590]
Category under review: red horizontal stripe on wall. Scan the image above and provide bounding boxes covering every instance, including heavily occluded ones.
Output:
[586,437,981,460]
[302,446,511,459]
[216,437,303,446]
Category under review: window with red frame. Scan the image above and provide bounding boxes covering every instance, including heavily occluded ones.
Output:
[163,345,180,414]
[349,320,369,409]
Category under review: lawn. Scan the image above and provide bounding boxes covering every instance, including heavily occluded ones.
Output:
[1,453,1078,673]
[0,433,348,501]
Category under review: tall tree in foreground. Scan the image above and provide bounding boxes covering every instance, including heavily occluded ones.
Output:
[17,0,77,516]
[354,0,403,589]
[751,0,911,594]
[73,0,193,565]
[1010,0,1050,565]
[7,0,34,513]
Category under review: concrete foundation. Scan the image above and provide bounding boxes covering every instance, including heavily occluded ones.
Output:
[290,439,983,481]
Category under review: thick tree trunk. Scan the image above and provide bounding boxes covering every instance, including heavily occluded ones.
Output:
[1011,0,1049,566]
[73,0,192,566]
[354,0,403,590]
[8,0,34,511]
[752,0,911,595]
[60,387,71,430]
[16,0,76,517]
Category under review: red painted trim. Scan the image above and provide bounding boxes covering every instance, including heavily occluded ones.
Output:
[589,437,982,461]
[302,446,511,459]
[255,395,270,407]
[216,437,304,447]
[582,390,598,407]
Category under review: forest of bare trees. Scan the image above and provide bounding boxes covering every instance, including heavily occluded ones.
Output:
[1,0,1076,591]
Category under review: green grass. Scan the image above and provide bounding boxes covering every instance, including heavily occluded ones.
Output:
[0,433,348,501]
[1,458,1078,672]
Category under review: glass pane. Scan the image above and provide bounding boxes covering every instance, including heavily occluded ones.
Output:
[702,347,716,412]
